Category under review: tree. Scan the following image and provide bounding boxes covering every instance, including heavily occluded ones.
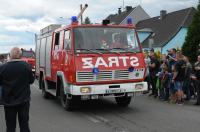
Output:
[84,17,91,24]
[182,1,200,62]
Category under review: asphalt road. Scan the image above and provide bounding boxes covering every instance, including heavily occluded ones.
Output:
[1,81,200,132]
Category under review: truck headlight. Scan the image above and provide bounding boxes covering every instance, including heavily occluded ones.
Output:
[80,87,91,93]
[135,84,143,90]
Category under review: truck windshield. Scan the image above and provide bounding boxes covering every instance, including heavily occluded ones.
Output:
[22,50,35,58]
[74,27,141,53]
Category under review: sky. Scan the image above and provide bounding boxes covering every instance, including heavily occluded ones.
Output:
[0,0,198,53]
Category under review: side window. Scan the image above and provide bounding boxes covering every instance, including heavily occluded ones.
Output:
[64,30,71,50]
[127,31,138,48]
[54,32,60,50]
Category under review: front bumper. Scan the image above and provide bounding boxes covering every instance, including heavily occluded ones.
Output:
[66,82,147,95]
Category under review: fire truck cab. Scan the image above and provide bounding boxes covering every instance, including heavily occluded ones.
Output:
[35,18,147,110]
[21,48,36,73]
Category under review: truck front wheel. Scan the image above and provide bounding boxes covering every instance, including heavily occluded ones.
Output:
[115,95,132,107]
[60,83,75,111]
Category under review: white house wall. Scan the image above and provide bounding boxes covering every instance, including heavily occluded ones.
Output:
[120,6,150,25]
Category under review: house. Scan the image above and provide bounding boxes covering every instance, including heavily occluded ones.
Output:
[136,7,196,54]
[106,5,150,25]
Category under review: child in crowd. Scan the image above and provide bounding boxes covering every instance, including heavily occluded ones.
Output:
[161,61,170,101]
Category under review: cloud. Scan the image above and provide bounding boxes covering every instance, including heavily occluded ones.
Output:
[0,15,57,33]
[0,0,44,17]
[0,35,20,44]
[0,44,35,54]
[0,0,199,53]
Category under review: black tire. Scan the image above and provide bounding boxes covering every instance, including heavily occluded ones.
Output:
[115,95,132,107]
[60,83,76,111]
[40,76,51,99]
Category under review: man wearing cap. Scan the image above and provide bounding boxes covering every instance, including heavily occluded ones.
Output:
[167,48,177,72]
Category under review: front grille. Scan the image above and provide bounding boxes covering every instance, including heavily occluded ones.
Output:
[115,70,129,80]
[76,69,144,82]
[96,71,112,81]
[76,71,94,82]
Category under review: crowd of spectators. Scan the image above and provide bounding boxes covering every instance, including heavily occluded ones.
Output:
[144,48,200,105]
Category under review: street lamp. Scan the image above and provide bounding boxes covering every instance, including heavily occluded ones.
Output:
[26,31,37,44]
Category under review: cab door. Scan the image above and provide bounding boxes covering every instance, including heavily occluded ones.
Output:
[62,29,74,83]
[52,31,63,81]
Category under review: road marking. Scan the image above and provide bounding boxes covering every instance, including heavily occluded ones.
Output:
[84,115,101,123]
[83,112,110,124]
[32,83,38,88]
[92,114,109,123]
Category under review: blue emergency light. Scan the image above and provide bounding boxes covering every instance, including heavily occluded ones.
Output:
[127,18,133,25]
[128,67,134,72]
[92,67,99,75]
[71,16,78,23]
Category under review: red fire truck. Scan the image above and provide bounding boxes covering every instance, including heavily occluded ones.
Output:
[21,49,36,73]
[35,16,147,110]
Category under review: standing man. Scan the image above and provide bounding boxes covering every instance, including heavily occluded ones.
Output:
[183,56,192,100]
[167,48,177,72]
[172,52,186,105]
[148,48,160,98]
[193,55,200,105]
[0,47,35,132]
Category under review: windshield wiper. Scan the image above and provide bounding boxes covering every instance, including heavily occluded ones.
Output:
[94,48,110,51]
[76,49,102,54]
[94,48,122,55]
[110,47,139,53]
[123,48,138,53]
[110,48,125,50]
[106,48,120,54]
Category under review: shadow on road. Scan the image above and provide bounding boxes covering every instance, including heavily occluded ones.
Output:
[45,96,140,114]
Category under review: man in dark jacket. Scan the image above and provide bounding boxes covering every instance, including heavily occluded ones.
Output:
[148,48,160,98]
[0,47,35,132]
[193,55,200,105]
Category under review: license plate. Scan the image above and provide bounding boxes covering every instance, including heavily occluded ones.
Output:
[106,89,126,94]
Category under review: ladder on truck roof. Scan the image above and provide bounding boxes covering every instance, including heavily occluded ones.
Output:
[40,24,61,35]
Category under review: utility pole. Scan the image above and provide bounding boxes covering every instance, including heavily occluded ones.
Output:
[77,4,88,23]
[80,4,83,24]
[123,0,125,11]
